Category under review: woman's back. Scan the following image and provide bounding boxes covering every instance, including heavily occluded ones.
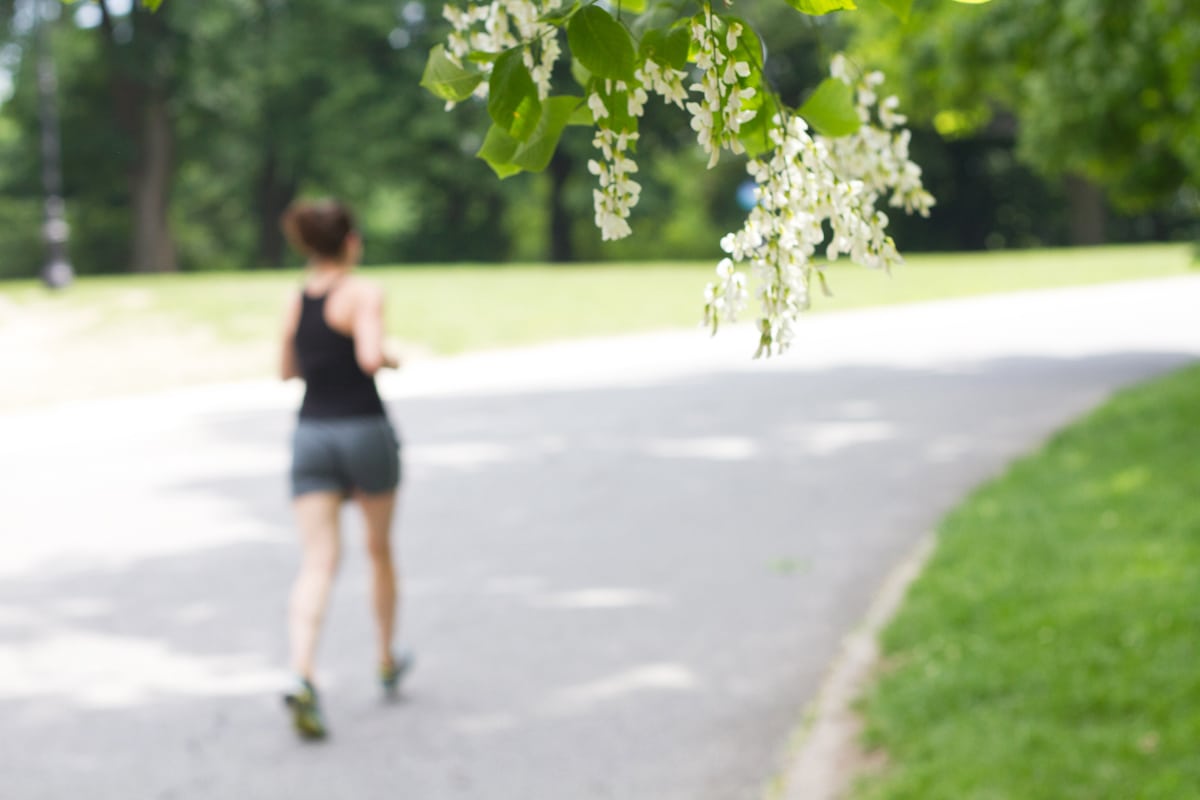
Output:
[295,286,384,419]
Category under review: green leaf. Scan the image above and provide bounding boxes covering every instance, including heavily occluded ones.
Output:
[511,96,580,171]
[737,95,776,158]
[639,29,666,61]
[567,6,636,82]
[477,97,583,177]
[618,0,647,13]
[476,125,523,179]
[421,45,485,103]
[687,16,704,62]
[488,48,542,140]
[799,78,861,137]
[782,0,856,14]
[467,51,502,64]
[877,0,912,21]
[571,58,592,91]
[569,103,595,126]
[602,89,638,133]
[142,0,165,9]
[952,0,993,3]
[662,26,691,71]
[539,1,581,26]
[640,26,690,71]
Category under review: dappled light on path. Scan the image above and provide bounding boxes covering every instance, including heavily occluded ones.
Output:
[2,280,1199,799]
[540,664,701,718]
[0,628,284,708]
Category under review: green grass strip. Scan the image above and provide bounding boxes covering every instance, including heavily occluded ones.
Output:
[3,243,1192,354]
[856,363,1200,800]
[1,244,1193,411]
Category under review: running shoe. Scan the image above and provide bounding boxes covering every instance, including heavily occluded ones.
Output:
[380,650,415,699]
[283,678,327,740]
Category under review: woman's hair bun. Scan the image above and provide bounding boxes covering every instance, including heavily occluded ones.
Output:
[281,199,357,260]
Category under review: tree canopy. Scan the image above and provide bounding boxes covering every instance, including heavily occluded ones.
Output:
[5,0,1192,352]
[846,0,1200,213]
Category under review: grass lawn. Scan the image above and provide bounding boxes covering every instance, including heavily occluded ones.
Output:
[854,363,1200,800]
[0,243,1193,409]
[3,243,1193,353]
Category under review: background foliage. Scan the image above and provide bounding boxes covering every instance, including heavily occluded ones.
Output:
[0,0,1194,278]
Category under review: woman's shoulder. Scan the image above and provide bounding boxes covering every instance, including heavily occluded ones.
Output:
[341,275,386,306]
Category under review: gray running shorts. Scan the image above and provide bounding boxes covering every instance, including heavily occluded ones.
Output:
[291,415,401,498]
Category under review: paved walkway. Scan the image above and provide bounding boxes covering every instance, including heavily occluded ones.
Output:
[1,278,1198,799]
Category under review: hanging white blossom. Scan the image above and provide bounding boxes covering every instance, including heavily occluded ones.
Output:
[685,18,757,168]
[443,0,563,103]
[704,58,934,357]
[434,1,933,356]
[588,117,642,241]
[637,61,689,109]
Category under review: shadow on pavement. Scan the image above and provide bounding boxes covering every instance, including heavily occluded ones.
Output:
[1,351,1194,800]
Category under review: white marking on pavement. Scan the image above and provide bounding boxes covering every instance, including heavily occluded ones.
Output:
[541,663,701,716]
[532,588,668,610]
[409,442,517,469]
[784,420,896,456]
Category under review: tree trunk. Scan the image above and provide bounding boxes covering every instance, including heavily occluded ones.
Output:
[548,148,574,262]
[130,90,177,272]
[255,149,296,267]
[101,0,177,273]
[1065,174,1107,246]
[253,0,295,268]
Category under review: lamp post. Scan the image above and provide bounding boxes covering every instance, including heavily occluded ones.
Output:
[34,0,73,289]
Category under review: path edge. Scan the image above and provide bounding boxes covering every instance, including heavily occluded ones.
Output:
[770,532,937,800]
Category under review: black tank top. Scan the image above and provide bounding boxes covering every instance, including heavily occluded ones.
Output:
[295,289,386,420]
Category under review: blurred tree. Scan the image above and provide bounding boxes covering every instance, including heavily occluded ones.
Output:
[846,0,1200,244]
[0,0,515,273]
[11,0,1189,279]
[98,0,179,271]
[166,0,514,268]
[502,0,840,263]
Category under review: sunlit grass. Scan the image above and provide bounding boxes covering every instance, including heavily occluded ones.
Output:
[855,363,1200,800]
[3,243,1192,353]
[0,243,1193,409]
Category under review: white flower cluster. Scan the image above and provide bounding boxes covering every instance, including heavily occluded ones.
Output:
[637,60,689,109]
[587,100,641,241]
[703,257,748,324]
[436,8,929,356]
[443,0,562,103]
[705,58,934,357]
[685,19,756,168]
[824,55,935,218]
[582,62,684,241]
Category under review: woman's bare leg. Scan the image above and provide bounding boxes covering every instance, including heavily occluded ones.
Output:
[357,490,400,667]
[289,492,343,681]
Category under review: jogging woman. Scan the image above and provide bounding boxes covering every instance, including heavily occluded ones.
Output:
[278,199,411,739]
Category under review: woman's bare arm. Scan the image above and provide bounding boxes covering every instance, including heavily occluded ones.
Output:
[352,282,394,376]
[280,293,302,381]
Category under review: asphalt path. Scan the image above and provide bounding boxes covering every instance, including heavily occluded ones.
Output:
[2,278,1198,800]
